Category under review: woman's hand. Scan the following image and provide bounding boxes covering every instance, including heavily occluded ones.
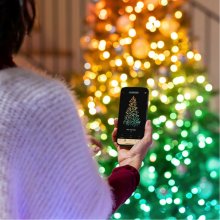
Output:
[87,135,103,156]
[112,119,153,170]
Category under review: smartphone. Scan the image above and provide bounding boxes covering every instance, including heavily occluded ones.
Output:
[116,87,149,147]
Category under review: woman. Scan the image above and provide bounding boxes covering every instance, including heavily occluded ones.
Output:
[0,0,152,219]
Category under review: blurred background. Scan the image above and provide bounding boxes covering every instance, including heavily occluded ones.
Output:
[17,0,219,111]
[15,0,219,219]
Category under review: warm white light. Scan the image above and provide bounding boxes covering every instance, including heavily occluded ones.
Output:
[195,53,202,61]
[84,63,91,69]
[129,28,136,37]
[171,32,178,40]
[173,76,185,85]
[197,75,205,84]
[98,40,106,51]
[103,95,111,104]
[120,73,128,81]
[157,41,164,48]
[205,84,212,91]
[152,90,159,97]
[147,78,155,87]
[159,77,166,84]
[103,51,110,59]
[115,58,122,66]
[187,51,194,59]
[111,80,118,87]
[161,0,168,6]
[170,64,178,72]
[108,118,115,125]
[89,108,96,115]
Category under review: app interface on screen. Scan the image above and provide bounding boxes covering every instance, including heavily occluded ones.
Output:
[118,90,148,139]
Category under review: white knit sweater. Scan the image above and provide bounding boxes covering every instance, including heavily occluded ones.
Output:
[0,67,113,219]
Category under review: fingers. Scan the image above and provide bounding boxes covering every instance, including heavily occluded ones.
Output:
[114,118,118,128]
[112,127,118,143]
[143,120,153,146]
[131,120,152,154]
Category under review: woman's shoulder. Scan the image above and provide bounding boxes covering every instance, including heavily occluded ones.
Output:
[0,66,75,112]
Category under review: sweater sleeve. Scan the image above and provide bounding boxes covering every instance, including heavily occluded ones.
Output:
[13,79,114,219]
[108,165,140,212]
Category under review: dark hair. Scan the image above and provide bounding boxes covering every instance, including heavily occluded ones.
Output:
[0,0,36,55]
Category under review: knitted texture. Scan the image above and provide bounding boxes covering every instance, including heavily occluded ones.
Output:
[0,67,113,219]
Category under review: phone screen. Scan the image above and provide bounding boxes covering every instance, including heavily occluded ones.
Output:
[117,87,149,143]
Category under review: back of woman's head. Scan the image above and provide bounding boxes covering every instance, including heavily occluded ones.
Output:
[0,0,35,55]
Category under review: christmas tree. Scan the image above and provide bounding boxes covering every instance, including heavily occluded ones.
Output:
[71,0,220,219]
[123,96,141,127]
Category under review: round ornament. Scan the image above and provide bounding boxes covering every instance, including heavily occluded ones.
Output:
[206,157,220,174]
[159,16,180,37]
[197,178,213,199]
[116,15,132,33]
[140,166,158,187]
[131,38,150,59]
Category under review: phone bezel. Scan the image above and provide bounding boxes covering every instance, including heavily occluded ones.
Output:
[116,87,149,147]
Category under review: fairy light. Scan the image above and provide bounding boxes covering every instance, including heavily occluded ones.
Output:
[175,10,183,19]
[171,32,178,40]
[103,51,110,59]
[95,90,102,97]
[164,144,171,151]
[98,74,107,82]
[171,55,178,62]
[105,24,113,31]
[151,42,157,49]
[84,63,91,69]
[129,14,136,21]
[194,53,202,61]
[177,94,184,102]
[172,46,179,53]
[187,51,194,59]
[170,64,178,72]
[103,95,111,104]
[161,0,168,6]
[98,40,106,51]
[125,6,133,13]
[150,105,157,113]
[84,79,91,86]
[135,6,142,13]
[120,73,128,81]
[134,60,142,69]
[157,40,164,48]
[144,61,151,69]
[196,96,204,103]
[89,108,96,115]
[126,56,134,65]
[137,1,144,8]
[115,58,123,66]
[158,54,165,61]
[173,76,185,85]
[197,76,205,83]
[148,4,155,11]
[129,28,136,37]
[205,84,212,91]
[159,77,166,84]
[99,9,108,20]
[114,213,121,219]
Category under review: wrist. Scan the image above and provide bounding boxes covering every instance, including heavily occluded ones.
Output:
[119,155,142,170]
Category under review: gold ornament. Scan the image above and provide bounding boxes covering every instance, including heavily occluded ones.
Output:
[131,38,150,59]
[159,16,180,37]
[116,15,132,33]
